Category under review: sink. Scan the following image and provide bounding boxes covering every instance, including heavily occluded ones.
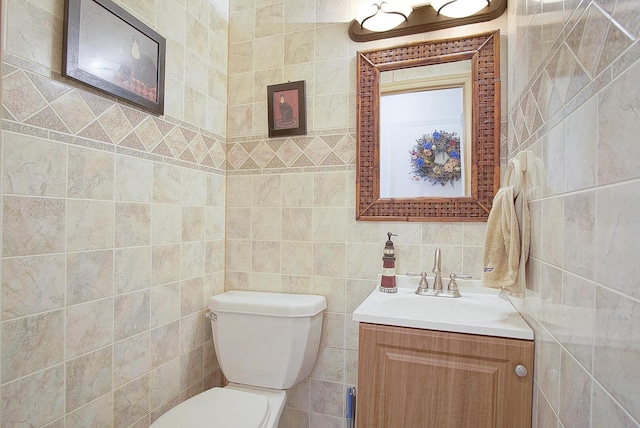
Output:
[353,275,533,340]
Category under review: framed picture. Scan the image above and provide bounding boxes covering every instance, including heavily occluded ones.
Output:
[62,0,166,115]
[267,81,306,138]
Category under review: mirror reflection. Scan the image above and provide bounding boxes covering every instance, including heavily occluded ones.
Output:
[379,61,472,198]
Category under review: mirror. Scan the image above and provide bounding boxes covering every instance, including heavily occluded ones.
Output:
[355,31,501,222]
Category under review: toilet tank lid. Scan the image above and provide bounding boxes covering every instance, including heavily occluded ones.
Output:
[208,291,327,317]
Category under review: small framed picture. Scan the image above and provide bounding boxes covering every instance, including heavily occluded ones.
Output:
[267,80,307,138]
[62,0,166,115]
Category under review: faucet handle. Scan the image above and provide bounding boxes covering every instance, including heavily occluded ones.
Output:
[444,273,462,298]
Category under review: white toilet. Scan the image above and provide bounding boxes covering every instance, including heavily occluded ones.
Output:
[151,290,327,428]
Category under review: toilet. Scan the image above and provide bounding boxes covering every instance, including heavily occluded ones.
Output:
[151,290,327,428]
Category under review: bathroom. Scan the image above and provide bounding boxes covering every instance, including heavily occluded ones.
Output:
[1,0,639,426]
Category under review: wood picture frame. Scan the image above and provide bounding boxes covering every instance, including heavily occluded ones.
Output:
[267,80,307,138]
[62,0,166,115]
[356,31,501,222]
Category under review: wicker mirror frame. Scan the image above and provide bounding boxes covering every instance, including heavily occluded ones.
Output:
[356,30,501,222]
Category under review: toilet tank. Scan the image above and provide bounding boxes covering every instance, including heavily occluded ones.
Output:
[208,291,327,390]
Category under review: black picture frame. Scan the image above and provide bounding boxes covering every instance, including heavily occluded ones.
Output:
[267,80,306,138]
[62,0,166,115]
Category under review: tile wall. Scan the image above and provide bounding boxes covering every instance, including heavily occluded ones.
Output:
[224,1,507,427]
[507,0,640,426]
[1,0,229,426]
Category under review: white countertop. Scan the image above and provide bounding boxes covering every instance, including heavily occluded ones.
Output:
[353,275,534,340]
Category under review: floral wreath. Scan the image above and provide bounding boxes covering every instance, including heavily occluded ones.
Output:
[409,130,462,187]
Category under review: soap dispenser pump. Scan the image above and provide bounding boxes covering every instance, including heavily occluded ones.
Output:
[380,232,398,293]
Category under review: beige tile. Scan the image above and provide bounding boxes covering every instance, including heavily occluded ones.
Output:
[182,206,205,242]
[252,240,281,273]
[181,277,205,316]
[65,392,113,428]
[284,29,314,65]
[281,241,313,275]
[180,346,204,390]
[114,332,151,388]
[1,310,64,382]
[251,207,282,240]
[282,208,312,241]
[283,0,314,32]
[312,207,345,242]
[114,290,150,341]
[319,312,345,349]
[116,156,152,202]
[315,59,349,96]
[149,359,180,410]
[152,204,182,245]
[563,191,595,279]
[181,241,205,279]
[595,181,640,299]
[3,70,49,122]
[115,203,151,247]
[98,106,133,144]
[68,146,114,200]
[66,347,112,413]
[205,206,225,240]
[592,382,640,428]
[313,171,346,207]
[563,97,596,192]
[66,250,113,305]
[282,173,313,207]
[3,196,65,257]
[180,311,206,354]
[151,321,180,369]
[311,345,344,382]
[594,286,640,421]
[541,196,563,268]
[230,9,255,44]
[182,169,207,206]
[226,239,252,271]
[309,379,342,418]
[2,254,65,320]
[66,299,113,359]
[229,72,254,105]
[254,35,284,70]
[51,91,96,134]
[1,365,64,427]
[152,244,181,286]
[313,242,346,278]
[598,59,640,185]
[114,246,151,294]
[151,282,181,328]
[559,350,592,427]
[3,132,66,196]
[114,376,149,428]
[253,174,281,207]
[255,3,283,38]
[67,200,114,251]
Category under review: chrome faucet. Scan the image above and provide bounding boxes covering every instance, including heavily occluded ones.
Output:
[432,248,443,291]
[406,248,463,298]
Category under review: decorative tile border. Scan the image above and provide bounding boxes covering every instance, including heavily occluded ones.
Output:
[1,53,226,174]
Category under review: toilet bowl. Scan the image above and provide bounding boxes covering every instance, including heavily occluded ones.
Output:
[151,291,326,428]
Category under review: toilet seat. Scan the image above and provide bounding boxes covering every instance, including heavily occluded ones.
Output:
[151,387,270,428]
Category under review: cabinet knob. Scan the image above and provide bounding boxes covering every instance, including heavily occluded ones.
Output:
[515,365,528,377]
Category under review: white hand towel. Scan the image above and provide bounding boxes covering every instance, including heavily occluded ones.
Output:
[482,186,521,290]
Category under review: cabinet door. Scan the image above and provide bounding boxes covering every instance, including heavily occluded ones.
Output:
[357,323,533,428]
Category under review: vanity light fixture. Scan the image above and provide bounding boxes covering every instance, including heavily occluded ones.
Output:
[356,0,414,32]
[430,0,490,18]
[348,0,506,42]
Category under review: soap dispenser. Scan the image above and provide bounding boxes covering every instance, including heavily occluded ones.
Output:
[380,232,398,293]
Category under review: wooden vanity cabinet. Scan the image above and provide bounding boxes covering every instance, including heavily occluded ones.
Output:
[356,323,534,428]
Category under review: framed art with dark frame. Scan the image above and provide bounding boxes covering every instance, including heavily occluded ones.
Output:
[267,80,307,138]
[62,0,166,115]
